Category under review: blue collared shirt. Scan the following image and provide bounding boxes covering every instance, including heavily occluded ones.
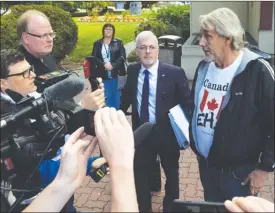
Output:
[137,60,159,124]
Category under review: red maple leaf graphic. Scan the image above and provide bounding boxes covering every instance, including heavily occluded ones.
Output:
[207,98,219,111]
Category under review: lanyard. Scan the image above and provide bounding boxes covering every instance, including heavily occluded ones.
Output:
[103,44,110,58]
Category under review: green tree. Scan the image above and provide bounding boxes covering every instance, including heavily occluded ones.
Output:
[80,1,114,16]
[51,1,77,13]
[155,4,190,40]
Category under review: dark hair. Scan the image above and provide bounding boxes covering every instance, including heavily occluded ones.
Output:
[0,49,25,79]
[102,23,115,38]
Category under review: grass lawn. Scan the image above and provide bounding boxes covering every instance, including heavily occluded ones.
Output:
[67,18,140,63]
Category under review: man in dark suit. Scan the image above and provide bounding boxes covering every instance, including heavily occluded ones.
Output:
[120,31,191,212]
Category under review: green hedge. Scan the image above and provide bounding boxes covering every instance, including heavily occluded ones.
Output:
[1,4,78,63]
[135,4,190,41]
[135,20,167,38]
[127,50,140,63]
[156,4,190,41]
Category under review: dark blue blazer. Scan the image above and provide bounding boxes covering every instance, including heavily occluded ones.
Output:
[120,62,191,142]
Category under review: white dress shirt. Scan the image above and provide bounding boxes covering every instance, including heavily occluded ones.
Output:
[137,60,159,124]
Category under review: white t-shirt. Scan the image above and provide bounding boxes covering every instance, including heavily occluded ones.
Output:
[195,51,244,157]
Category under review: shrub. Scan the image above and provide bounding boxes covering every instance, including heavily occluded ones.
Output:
[122,10,131,17]
[135,20,167,38]
[127,50,139,63]
[0,4,78,63]
[156,4,190,39]
[134,5,190,40]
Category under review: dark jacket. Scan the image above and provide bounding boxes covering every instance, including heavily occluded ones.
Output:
[120,62,191,145]
[20,46,59,76]
[189,48,274,172]
[91,38,126,80]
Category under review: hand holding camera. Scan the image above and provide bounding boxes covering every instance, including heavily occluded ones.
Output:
[80,77,105,111]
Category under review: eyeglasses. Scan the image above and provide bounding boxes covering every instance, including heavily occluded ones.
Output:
[137,45,158,52]
[104,28,113,31]
[5,66,34,79]
[26,32,56,40]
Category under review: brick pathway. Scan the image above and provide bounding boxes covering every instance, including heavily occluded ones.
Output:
[74,139,274,212]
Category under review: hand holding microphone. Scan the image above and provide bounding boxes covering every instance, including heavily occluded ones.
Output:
[80,77,105,111]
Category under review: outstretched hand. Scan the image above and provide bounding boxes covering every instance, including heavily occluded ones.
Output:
[225,196,274,212]
[54,127,98,189]
[94,107,134,170]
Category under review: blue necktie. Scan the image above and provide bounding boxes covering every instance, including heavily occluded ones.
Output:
[140,70,149,124]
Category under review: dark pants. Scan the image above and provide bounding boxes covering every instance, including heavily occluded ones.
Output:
[198,157,256,202]
[134,130,180,212]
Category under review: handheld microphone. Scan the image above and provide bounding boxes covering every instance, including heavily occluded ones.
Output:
[134,122,153,148]
[44,75,84,102]
[90,122,153,182]
[0,76,84,129]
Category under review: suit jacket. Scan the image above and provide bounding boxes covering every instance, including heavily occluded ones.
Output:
[120,62,191,142]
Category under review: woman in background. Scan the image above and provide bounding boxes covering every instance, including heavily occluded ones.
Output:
[91,23,126,109]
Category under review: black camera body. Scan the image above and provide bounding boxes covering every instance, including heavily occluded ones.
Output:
[0,73,100,212]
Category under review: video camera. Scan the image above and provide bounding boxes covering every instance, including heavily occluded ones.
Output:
[0,74,99,212]
[1,75,83,170]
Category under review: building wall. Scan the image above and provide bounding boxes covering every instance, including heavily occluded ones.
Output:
[190,1,248,34]
[248,2,260,43]
[258,2,274,54]
[130,2,142,15]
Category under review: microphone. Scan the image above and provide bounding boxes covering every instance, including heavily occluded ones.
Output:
[134,122,153,148]
[0,76,84,129]
[44,75,84,102]
[90,122,154,182]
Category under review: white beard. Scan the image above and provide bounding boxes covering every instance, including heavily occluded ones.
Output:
[204,54,215,62]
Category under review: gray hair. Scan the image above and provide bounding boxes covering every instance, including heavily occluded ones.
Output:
[135,31,159,48]
[17,10,49,43]
[199,7,245,50]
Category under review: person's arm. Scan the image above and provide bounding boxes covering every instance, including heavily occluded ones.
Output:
[175,67,192,116]
[23,127,98,212]
[94,107,138,212]
[257,59,274,172]
[22,180,76,212]
[242,60,274,195]
[111,167,137,212]
[111,40,126,70]
[120,66,134,113]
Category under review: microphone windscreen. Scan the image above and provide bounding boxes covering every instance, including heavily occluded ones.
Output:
[43,76,84,102]
[134,122,153,149]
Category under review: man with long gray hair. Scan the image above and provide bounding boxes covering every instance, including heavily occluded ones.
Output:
[189,7,274,201]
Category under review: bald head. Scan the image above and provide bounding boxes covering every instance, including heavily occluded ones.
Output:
[26,15,52,38]
[17,10,49,41]
[17,10,54,58]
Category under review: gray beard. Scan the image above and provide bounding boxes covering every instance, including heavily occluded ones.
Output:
[204,54,215,62]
